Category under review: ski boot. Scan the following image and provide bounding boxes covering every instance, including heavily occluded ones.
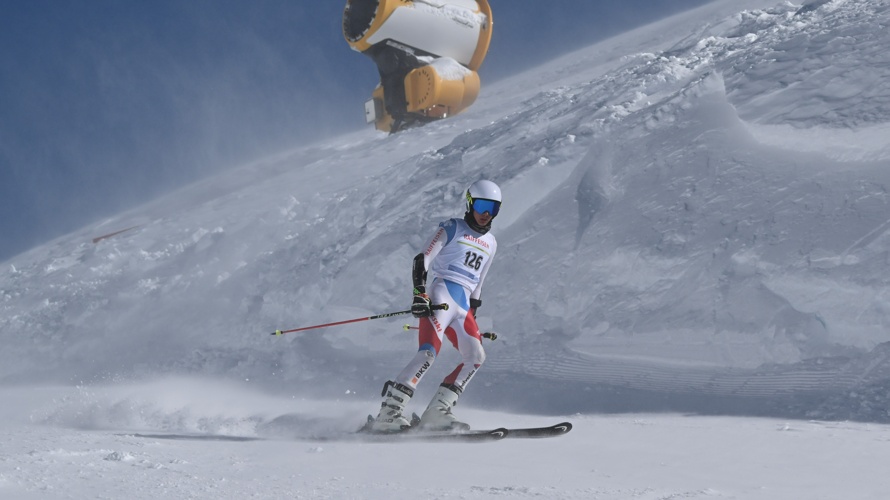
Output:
[370,381,414,433]
[418,384,470,431]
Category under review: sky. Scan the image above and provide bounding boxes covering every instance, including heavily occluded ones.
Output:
[0,0,713,263]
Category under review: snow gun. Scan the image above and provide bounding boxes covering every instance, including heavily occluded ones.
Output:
[343,0,493,133]
[270,304,448,336]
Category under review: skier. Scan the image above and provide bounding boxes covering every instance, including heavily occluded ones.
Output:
[371,179,502,432]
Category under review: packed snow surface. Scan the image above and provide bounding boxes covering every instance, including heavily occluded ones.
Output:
[2,0,890,497]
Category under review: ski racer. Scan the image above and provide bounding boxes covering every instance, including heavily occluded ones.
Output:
[371,179,502,432]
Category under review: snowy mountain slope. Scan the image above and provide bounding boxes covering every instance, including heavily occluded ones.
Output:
[1,0,889,424]
[481,0,890,419]
[495,0,890,355]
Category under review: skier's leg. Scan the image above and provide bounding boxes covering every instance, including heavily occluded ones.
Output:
[372,280,457,432]
[442,311,485,390]
[419,280,485,430]
[393,280,458,389]
[391,317,439,389]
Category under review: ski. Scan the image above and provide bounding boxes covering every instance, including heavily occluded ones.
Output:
[355,415,571,442]
[502,421,573,439]
[123,421,570,444]
[355,414,507,442]
[355,427,509,443]
[407,421,573,441]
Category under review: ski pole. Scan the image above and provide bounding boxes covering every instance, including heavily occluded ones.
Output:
[270,304,448,336]
[402,324,498,341]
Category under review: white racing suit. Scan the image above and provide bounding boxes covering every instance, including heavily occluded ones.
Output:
[395,217,497,391]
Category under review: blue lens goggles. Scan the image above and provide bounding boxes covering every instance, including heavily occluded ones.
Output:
[471,198,501,216]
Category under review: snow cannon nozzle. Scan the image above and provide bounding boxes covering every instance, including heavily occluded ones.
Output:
[343,0,493,133]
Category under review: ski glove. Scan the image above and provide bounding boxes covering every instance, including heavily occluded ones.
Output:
[411,286,432,318]
[470,298,482,319]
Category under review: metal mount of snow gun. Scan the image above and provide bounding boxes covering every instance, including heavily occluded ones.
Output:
[270,304,448,336]
[342,0,493,133]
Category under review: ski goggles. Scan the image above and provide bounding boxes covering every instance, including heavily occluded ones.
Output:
[471,198,501,217]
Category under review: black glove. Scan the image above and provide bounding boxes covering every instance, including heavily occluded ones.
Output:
[469,298,482,318]
[411,286,432,318]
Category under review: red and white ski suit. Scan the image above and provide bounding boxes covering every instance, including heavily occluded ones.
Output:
[395,217,497,391]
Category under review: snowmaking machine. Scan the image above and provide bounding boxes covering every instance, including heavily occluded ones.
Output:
[343,0,493,133]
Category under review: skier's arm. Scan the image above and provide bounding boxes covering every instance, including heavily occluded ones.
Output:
[412,253,427,290]
[413,224,448,289]
[421,224,448,272]
[411,252,432,317]
[411,225,447,318]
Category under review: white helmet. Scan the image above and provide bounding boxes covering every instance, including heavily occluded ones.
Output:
[465,179,502,217]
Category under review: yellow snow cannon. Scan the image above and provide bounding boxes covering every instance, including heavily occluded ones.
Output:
[343,0,493,133]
